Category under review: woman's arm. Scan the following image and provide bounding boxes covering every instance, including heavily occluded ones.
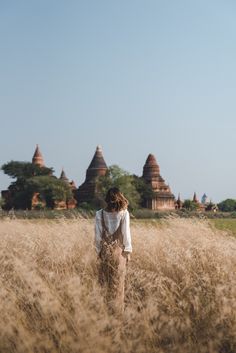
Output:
[121,210,132,253]
[94,211,102,254]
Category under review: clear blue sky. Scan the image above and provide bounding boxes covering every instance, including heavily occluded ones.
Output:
[1,0,236,202]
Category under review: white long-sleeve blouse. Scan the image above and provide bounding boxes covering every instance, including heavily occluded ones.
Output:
[95,209,132,255]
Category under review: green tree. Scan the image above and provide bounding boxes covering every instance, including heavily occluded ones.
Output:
[131,175,155,207]
[182,199,198,211]
[97,165,141,210]
[218,199,236,212]
[26,176,73,208]
[1,161,72,209]
[2,161,53,180]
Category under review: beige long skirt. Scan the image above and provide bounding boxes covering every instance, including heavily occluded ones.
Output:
[99,243,127,315]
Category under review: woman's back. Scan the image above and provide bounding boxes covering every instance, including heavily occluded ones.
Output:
[96,209,125,234]
[95,209,132,254]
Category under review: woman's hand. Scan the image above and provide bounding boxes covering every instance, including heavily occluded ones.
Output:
[122,251,131,263]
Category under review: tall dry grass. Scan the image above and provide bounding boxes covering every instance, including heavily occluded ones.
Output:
[0,218,236,353]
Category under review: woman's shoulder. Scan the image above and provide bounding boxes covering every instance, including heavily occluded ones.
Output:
[120,208,128,214]
[95,209,103,218]
[119,208,129,220]
[96,208,129,217]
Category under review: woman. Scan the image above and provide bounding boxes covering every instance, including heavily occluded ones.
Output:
[95,187,132,315]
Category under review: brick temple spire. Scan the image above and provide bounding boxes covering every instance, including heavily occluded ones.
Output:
[142,153,175,210]
[77,145,108,205]
[176,193,183,209]
[85,145,108,181]
[142,154,160,182]
[60,168,69,183]
[32,144,44,167]
[193,192,199,203]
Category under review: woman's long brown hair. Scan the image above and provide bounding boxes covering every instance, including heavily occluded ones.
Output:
[105,187,129,212]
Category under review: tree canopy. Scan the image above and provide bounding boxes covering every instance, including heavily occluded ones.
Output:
[217,199,236,212]
[96,165,141,210]
[95,165,156,210]
[1,161,72,209]
[131,175,156,206]
[1,161,53,180]
[26,176,73,208]
[182,199,198,211]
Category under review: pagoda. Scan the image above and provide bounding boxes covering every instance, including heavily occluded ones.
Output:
[32,144,44,167]
[77,146,108,205]
[60,168,69,183]
[193,192,199,203]
[58,168,77,209]
[192,192,206,211]
[142,154,175,210]
[201,193,208,205]
[59,169,77,190]
[176,193,183,209]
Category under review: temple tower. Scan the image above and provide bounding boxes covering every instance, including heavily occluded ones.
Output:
[60,169,77,190]
[142,154,175,210]
[193,192,199,203]
[60,168,69,183]
[176,193,183,209]
[58,168,77,209]
[77,146,108,205]
[85,145,107,180]
[32,145,45,167]
[192,192,205,211]
[201,193,208,204]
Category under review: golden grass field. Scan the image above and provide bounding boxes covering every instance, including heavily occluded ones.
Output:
[0,217,236,353]
[211,218,236,237]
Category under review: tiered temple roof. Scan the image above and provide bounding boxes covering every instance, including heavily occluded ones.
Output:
[142,154,175,210]
[77,146,108,204]
[85,145,108,181]
[32,145,44,167]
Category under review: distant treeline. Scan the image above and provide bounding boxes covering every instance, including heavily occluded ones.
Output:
[217,199,236,212]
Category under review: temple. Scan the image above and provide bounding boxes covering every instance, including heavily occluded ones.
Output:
[176,193,183,209]
[60,169,77,190]
[32,144,45,167]
[77,146,108,205]
[193,192,199,203]
[142,154,175,210]
[60,169,69,183]
[201,193,208,205]
[58,168,77,209]
[192,192,206,211]
[1,144,214,212]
